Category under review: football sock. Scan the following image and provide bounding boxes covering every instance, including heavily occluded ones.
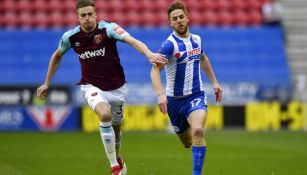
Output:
[115,131,122,158]
[100,121,118,167]
[192,145,206,175]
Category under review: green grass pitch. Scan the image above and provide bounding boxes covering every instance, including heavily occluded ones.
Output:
[1,130,307,175]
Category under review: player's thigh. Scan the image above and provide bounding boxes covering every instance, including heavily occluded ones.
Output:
[187,109,207,129]
[109,85,127,125]
[186,91,208,129]
[177,127,192,148]
[80,84,111,121]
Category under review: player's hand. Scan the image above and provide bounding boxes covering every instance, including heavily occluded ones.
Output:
[213,83,222,103]
[149,53,168,66]
[36,84,49,100]
[157,93,167,114]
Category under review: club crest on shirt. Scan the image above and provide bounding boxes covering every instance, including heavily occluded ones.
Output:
[91,92,98,96]
[93,34,102,44]
[192,36,198,42]
[113,25,126,35]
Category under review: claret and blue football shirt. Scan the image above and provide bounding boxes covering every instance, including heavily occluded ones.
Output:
[59,20,129,91]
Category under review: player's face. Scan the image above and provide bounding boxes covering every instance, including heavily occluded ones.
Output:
[77,6,97,32]
[169,9,189,37]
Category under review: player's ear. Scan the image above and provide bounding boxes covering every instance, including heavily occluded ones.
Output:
[76,10,81,23]
[169,20,175,28]
[167,16,171,25]
[93,8,97,18]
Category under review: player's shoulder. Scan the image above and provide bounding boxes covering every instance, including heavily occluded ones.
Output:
[161,36,175,50]
[98,20,128,39]
[190,33,202,42]
[163,33,177,45]
[190,33,203,46]
[98,20,118,29]
[62,26,81,40]
[159,35,175,55]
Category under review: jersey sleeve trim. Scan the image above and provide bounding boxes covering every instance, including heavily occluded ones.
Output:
[99,21,130,41]
[59,26,80,54]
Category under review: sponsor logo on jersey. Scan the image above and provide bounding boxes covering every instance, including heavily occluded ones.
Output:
[188,48,201,57]
[79,48,105,59]
[113,25,126,35]
[94,34,102,44]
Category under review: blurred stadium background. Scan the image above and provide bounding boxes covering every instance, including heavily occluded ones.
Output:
[0,0,307,174]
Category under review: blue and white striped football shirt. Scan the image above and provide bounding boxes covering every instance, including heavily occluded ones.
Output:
[159,32,204,97]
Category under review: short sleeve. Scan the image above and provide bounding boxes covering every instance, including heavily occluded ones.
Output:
[58,31,72,54]
[106,22,130,41]
[159,40,174,59]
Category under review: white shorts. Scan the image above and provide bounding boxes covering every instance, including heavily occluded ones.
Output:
[80,84,127,125]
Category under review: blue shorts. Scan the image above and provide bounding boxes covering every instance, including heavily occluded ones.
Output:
[167,91,208,134]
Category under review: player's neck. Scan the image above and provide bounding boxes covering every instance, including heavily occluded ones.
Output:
[174,30,190,39]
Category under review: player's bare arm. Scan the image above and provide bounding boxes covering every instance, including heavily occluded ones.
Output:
[36,48,63,100]
[122,35,168,65]
[200,54,223,102]
[150,64,167,114]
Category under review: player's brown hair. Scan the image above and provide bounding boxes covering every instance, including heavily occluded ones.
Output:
[76,0,95,10]
[167,1,188,20]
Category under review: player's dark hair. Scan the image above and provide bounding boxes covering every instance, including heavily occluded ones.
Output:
[76,0,95,10]
[167,1,188,20]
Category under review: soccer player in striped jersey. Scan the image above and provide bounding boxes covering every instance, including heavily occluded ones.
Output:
[36,0,167,175]
[150,1,222,175]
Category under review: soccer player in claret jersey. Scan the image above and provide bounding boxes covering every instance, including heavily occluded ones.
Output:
[150,1,222,175]
[36,0,167,175]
